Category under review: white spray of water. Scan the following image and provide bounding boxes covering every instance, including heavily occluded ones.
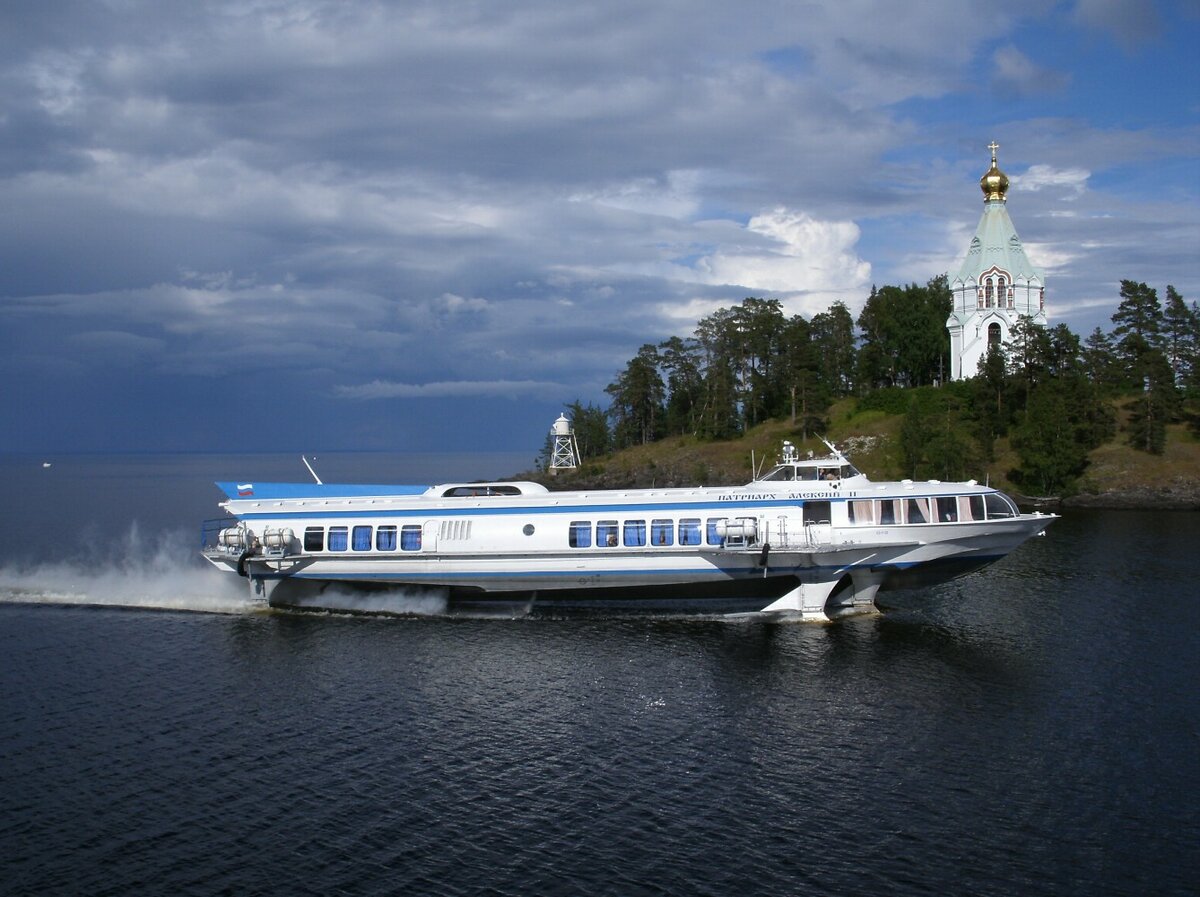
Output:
[0,523,460,618]
[280,585,450,617]
[0,523,253,615]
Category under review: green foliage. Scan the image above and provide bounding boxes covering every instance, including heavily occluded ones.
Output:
[566,400,611,460]
[856,276,952,389]
[605,343,665,448]
[856,386,913,415]
[1125,351,1178,454]
[1112,280,1166,389]
[591,273,1179,487]
[1082,327,1120,396]
[810,301,857,396]
[1163,285,1198,387]
[898,385,979,480]
[657,336,704,436]
[1009,381,1093,496]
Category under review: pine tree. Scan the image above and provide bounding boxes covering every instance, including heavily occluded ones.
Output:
[1111,280,1165,388]
[605,344,665,448]
[1082,327,1120,395]
[810,301,857,396]
[1163,285,1196,386]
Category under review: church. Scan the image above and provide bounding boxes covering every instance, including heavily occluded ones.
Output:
[946,144,1047,380]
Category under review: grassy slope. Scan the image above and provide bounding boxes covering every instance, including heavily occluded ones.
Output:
[533,400,1200,508]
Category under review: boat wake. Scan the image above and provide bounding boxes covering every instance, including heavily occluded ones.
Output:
[274,583,451,617]
[0,525,253,615]
[0,524,461,618]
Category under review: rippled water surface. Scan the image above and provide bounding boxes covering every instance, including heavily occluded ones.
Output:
[1,454,1197,895]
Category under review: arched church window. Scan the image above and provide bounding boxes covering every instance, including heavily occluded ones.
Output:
[988,322,1002,347]
[985,277,994,306]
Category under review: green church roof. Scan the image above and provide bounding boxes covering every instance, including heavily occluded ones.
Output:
[952,144,1044,288]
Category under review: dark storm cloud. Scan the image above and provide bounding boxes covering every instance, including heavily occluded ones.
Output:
[0,0,1195,451]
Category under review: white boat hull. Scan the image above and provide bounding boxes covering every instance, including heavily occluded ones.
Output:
[202,445,1055,619]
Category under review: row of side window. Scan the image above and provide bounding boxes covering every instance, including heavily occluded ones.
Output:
[569,517,723,548]
[846,493,1017,525]
[303,524,423,552]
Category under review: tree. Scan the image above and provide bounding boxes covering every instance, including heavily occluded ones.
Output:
[971,342,1010,461]
[657,336,704,436]
[856,277,952,389]
[605,344,665,448]
[1082,327,1120,396]
[1111,280,1165,388]
[1126,351,1177,454]
[776,313,827,435]
[897,386,978,481]
[810,301,857,396]
[1010,381,1091,495]
[566,400,610,459]
[732,297,788,428]
[694,306,742,439]
[1163,285,1197,386]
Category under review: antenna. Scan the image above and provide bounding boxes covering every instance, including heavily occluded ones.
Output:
[302,455,323,485]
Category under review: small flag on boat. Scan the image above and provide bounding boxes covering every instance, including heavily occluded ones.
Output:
[237,483,254,496]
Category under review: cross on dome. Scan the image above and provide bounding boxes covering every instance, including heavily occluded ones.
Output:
[980,141,1009,202]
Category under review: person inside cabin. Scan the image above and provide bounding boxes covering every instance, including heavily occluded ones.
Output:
[607,532,618,547]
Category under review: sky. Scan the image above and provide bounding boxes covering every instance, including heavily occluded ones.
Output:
[2,0,1197,454]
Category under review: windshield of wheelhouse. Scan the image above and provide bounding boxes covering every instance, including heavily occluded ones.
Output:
[760,462,861,482]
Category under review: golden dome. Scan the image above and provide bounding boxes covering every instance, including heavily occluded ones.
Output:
[980,141,1009,201]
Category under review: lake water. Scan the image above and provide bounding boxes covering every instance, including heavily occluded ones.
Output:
[1,454,1197,896]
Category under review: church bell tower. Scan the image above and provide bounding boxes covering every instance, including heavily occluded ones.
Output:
[947,143,1047,380]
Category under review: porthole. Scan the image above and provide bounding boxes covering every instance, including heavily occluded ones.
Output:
[523,524,535,536]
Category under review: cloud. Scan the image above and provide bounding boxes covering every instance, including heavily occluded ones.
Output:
[0,1,1195,451]
[66,330,166,362]
[1019,164,1091,197]
[334,379,567,400]
[690,208,872,306]
[1072,0,1161,47]
[991,46,1070,95]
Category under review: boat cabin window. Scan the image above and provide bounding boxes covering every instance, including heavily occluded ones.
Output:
[304,526,324,552]
[597,520,619,547]
[960,495,985,522]
[905,498,930,524]
[879,500,899,525]
[376,525,397,551]
[651,520,674,546]
[352,525,372,551]
[936,497,958,522]
[569,521,592,548]
[328,526,349,552]
[679,518,702,546]
[706,518,725,545]
[401,525,422,551]
[760,466,795,481]
[623,520,647,547]
[804,501,831,525]
[984,492,1018,518]
[848,500,876,525]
